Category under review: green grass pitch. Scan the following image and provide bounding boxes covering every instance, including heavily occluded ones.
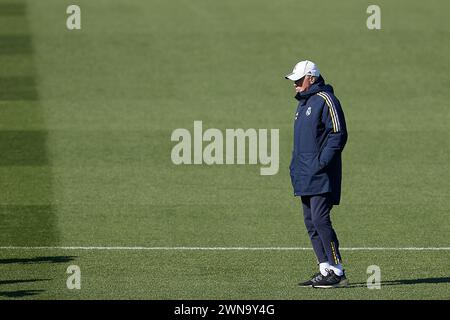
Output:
[0,0,449,299]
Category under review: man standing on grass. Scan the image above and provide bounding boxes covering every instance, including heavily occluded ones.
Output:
[285,60,348,288]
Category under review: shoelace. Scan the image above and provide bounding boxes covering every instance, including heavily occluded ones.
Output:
[312,273,323,282]
[324,268,337,277]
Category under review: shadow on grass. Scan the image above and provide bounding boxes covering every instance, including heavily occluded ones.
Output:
[0,279,51,299]
[347,277,450,288]
[0,76,37,100]
[0,35,33,55]
[0,3,26,16]
[0,279,51,286]
[0,131,48,165]
[0,290,45,298]
[0,256,77,265]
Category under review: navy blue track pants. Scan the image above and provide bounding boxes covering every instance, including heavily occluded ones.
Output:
[301,193,342,265]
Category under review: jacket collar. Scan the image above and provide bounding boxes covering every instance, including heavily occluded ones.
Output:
[294,76,333,102]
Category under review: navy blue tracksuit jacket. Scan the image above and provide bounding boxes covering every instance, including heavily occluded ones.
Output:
[289,77,348,205]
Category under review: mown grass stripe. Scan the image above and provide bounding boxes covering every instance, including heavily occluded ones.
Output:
[0,246,449,251]
[0,0,58,246]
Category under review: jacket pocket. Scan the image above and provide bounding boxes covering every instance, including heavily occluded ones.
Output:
[294,152,321,176]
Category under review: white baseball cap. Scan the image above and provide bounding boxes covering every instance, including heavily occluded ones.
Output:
[285,60,320,81]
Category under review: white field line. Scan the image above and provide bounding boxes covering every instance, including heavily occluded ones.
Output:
[0,246,449,251]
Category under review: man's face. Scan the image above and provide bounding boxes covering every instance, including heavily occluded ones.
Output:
[294,75,313,93]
